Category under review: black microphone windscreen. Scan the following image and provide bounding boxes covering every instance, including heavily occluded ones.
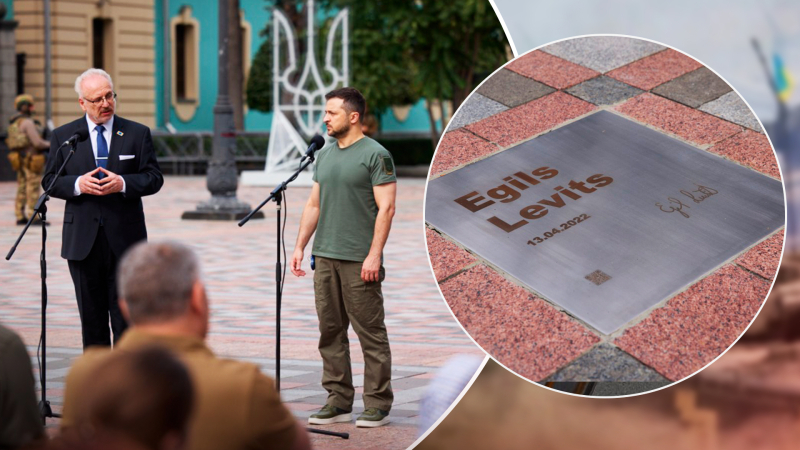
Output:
[310,134,325,150]
[75,128,90,142]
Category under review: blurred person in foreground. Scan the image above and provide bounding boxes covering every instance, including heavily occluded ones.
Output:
[61,241,311,450]
[417,360,700,450]
[45,346,193,450]
[5,94,50,225]
[43,68,163,349]
[0,323,44,449]
[291,87,397,427]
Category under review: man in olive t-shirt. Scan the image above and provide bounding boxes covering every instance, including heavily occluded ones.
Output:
[291,87,397,428]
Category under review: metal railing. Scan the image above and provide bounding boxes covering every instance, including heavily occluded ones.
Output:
[151,131,270,175]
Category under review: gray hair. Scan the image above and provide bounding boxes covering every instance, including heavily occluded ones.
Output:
[74,68,114,98]
[118,241,200,324]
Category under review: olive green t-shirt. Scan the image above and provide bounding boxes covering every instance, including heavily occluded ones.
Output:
[312,136,396,262]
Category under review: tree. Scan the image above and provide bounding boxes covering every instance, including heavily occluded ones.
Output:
[403,0,509,143]
[247,0,509,144]
[246,1,311,114]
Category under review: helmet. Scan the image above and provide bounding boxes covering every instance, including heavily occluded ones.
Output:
[14,94,34,110]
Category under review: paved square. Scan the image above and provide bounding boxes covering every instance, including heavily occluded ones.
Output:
[426,111,784,334]
[0,177,482,449]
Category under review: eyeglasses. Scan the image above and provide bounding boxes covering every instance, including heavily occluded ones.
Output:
[83,92,117,105]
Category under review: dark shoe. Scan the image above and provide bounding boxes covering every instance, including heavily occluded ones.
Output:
[355,407,390,428]
[308,404,352,425]
[16,218,27,225]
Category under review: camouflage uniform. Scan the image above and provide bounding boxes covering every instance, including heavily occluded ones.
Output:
[6,95,49,223]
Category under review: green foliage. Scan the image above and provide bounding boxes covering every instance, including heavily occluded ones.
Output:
[246,39,273,113]
[377,136,434,166]
[248,0,509,142]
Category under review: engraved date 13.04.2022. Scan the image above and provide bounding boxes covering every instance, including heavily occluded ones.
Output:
[527,214,591,248]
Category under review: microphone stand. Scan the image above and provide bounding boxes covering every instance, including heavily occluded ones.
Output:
[7,137,79,423]
[239,153,349,440]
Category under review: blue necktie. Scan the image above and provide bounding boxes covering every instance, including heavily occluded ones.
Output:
[95,125,108,179]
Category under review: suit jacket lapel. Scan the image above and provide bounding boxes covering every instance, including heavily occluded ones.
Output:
[107,116,124,173]
[76,118,94,171]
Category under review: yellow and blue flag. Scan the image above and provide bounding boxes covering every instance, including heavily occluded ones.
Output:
[774,54,794,103]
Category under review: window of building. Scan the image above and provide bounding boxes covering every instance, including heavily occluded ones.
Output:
[171,6,199,121]
[91,18,114,74]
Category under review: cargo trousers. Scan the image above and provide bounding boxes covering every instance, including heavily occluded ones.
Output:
[14,151,45,221]
[313,256,393,412]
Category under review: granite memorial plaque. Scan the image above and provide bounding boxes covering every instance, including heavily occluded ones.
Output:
[426,111,784,334]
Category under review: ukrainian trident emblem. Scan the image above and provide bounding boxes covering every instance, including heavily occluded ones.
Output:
[244,0,348,185]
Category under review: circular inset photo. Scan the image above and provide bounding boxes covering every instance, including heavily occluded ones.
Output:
[424,35,785,395]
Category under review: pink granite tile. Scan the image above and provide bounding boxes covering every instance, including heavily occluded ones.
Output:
[466,91,596,147]
[615,264,770,381]
[708,130,782,179]
[607,49,702,90]
[430,129,498,177]
[616,93,742,145]
[426,228,477,281]
[506,50,600,89]
[439,265,599,381]
[736,230,785,280]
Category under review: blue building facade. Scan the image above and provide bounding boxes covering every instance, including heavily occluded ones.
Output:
[153,0,436,135]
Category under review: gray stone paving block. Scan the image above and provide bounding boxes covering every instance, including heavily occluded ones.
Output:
[566,76,644,105]
[652,67,732,108]
[391,386,429,404]
[280,389,327,401]
[592,382,671,396]
[476,69,555,108]
[391,402,420,412]
[545,344,670,382]
[542,36,665,72]
[699,91,763,132]
[447,93,508,131]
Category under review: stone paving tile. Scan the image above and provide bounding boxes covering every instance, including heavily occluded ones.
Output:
[466,91,596,147]
[506,50,600,89]
[439,265,599,381]
[615,264,770,381]
[425,228,476,282]
[0,177,483,450]
[699,91,763,132]
[475,69,555,108]
[736,230,784,280]
[566,76,644,105]
[616,93,742,145]
[707,129,781,179]
[542,36,665,73]
[429,129,499,177]
[607,49,703,90]
[545,343,671,382]
[591,381,672,396]
[447,93,509,131]
[652,67,732,108]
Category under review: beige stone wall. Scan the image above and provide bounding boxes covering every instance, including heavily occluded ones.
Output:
[14,0,155,128]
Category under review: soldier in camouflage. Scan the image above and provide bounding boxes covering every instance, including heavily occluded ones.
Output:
[6,94,50,225]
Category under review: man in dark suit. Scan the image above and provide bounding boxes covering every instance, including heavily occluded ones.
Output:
[42,68,163,348]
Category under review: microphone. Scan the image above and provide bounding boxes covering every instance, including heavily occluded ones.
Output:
[64,128,90,147]
[301,134,326,162]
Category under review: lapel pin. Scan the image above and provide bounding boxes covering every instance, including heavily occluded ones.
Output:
[116,131,124,137]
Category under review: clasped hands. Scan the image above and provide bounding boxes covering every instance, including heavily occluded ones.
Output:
[78,167,123,195]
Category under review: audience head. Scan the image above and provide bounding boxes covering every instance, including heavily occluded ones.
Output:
[66,346,194,450]
[117,241,208,337]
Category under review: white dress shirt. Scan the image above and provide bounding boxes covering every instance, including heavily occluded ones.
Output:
[73,115,126,195]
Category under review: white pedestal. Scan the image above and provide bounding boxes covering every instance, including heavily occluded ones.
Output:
[240,170,315,187]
